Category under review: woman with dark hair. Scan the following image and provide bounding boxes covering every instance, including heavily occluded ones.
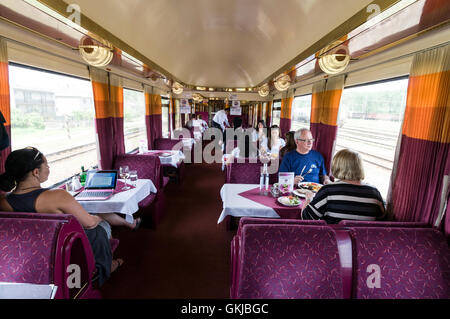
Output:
[0,147,131,285]
[279,131,296,159]
[261,125,286,158]
[252,120,267,145]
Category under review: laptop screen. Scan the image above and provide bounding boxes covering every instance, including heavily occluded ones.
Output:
[85,170,118,189]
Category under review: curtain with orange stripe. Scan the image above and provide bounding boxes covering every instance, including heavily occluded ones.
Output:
[0,38,11,174]
[310,75,345,173]
[280,94,293,137]
[389,44,449,227]
[266,100,272,127]
[145,86,162,150]
[90,68,124,170]
[169,97,175,136]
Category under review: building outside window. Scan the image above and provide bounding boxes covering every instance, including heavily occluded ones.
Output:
[9,64,97,187]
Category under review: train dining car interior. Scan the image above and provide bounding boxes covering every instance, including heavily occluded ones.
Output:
[0,0,449,308]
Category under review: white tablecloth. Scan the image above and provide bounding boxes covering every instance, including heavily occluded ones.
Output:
[0,282,57,299]
[145,150,185,168]
[77,179,156,223]
[218,183,280,224]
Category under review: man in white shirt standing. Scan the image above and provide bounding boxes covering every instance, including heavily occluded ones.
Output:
[212,107,230,145]
[212,107,230,131]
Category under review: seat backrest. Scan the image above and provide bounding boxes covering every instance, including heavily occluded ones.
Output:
[236,224,343,299]
[114,153,162,190]
[237,217,326,237]
[350,227,450,299]
[154,138,183,151]
[227,160,278,184]
[339,220,430,228]
[0,213,98,299]
[0,217,61,285]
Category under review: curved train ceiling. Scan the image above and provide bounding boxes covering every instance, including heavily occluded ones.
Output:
[0,0,449,94]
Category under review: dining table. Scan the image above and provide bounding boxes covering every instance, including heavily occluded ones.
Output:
[141,150,185,168]
[76,179,156,223]
[218,183,305,224]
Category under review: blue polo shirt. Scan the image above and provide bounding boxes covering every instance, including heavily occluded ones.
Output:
[279,150,327,183]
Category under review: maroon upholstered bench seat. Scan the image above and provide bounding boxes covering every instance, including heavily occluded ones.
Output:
[114,154,165,229]
[234,224,344,299]
[349,227,450,299]
[231,218,327,298]
[0,212,102,299]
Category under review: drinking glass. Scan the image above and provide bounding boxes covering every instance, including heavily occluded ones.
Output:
[129,170,138,187]
[120,166,130,190]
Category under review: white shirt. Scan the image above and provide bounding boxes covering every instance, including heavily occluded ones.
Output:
[261,138,286,155]
[212,110,230,130]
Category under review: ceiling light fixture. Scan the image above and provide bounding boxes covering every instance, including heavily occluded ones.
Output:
[79,36,113,67]
[274,74,291,91]
[258,83,270,97]
[172,81,184,95]
[318,41,351,75]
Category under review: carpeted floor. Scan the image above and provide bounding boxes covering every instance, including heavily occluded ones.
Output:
[100,162,235,298]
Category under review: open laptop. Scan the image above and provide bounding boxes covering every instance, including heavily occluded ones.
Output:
[75,170,118,201]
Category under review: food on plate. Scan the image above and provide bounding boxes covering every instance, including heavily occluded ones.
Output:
[298,182,323,193]
[278,195,300,206]
[280,183,291,193]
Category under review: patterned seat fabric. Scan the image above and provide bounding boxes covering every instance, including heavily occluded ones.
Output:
[236,224,343,299]
[339,220,430,228]
[350,227,450,299]
[231,219,328,298]
[114,154,166,228]
[154,138,184,151]
[0,218,61,284]
[114,153,162,191]
[227,160,278,184]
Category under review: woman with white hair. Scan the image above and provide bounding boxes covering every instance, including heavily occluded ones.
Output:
[301,149,385,224]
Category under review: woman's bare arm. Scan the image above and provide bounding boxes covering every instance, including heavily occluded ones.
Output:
[37,189,102,229]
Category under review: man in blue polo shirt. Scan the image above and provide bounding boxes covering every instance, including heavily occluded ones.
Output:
[279,129,331,185]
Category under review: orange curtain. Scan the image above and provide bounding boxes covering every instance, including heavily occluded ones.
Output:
[389,44,450,227]
[90,68,124,169]
[0,38,11,174]
[310,75,345,173]
[145,86,162,149]
[280,95,293,136]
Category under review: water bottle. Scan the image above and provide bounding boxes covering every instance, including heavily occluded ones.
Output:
[259,169,265,194]
[80,166,86,186]
[264,164,269,192]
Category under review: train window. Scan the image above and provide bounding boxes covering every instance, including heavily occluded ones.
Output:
[174,99,181,130]
[8,64,97,187]
[291,95,312,131]
[161,98,170,137]
[262,102,267,123]
[335,77,409,199]
[123,88,146,153]
[271,100,281,126]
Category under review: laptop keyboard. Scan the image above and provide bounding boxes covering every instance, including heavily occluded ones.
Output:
[77,191,112,198]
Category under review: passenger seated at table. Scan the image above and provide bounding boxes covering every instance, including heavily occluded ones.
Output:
[0,148,139,283]
[279,131,296,159]
[251,120,267,147]
[196,114,208,133]
[226,129,257,163]
[301,149,386,224]
[279,128,330,185]
[260,125,285,158]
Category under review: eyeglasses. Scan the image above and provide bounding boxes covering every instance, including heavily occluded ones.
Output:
[297,139,315,143]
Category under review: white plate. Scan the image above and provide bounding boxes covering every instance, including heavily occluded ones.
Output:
[277,196,301,207]
[160,152,172,157]
[292,189,307,198]
[297,182,323,193]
